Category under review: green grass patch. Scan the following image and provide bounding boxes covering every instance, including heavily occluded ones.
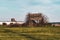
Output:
[0,26,60,40]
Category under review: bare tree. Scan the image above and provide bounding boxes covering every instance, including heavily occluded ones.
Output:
[11,18,16,22]
[39,14,48,24]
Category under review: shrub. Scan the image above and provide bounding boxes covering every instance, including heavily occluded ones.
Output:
[2,23,7,26]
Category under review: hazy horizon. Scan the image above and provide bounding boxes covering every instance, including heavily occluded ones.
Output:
[0,0,60,22]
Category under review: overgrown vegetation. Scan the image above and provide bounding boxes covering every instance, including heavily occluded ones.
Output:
[0,26,60,40]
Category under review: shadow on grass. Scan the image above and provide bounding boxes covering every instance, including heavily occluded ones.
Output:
[2,29,41,40]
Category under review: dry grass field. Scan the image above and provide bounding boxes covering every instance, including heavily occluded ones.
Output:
[0,26,60,40]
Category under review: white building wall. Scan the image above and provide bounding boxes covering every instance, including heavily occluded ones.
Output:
[0,21,24,25]
[52,24,60,26]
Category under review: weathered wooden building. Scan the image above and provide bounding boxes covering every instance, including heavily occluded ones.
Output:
[25,13,48,27]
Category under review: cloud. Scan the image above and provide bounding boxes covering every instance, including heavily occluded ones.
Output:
[20,0,60,22]
[0,0,60,22]
[37,0,52,4]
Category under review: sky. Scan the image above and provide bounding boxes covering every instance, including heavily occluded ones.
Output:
[0,0,60,22]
